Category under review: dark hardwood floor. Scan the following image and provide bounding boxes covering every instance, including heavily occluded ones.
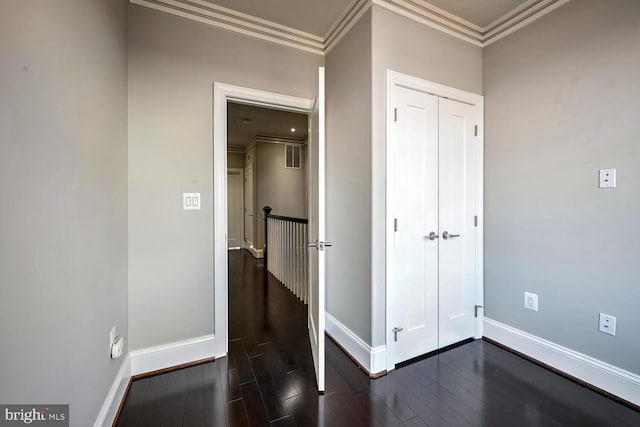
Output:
[116,250,640,426]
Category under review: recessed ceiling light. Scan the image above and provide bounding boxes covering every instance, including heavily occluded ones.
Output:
[291,128,296,132]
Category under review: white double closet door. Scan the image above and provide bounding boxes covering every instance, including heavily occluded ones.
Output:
[391,85,478,365]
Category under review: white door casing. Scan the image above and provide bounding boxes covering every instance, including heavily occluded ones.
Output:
[386,71,484,370]
[227,168,244,249]
[308,67,326,392]
[213,82,311,359]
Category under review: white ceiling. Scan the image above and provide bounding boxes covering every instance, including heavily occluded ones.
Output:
[227,103,308,150]
[426,0,529,27]
[201,0,530,35]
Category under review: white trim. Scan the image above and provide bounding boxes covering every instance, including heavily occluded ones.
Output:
[483,0,571,46]
[326,313,387,375]
[93,355,131,427]
[130,0,572,52]
[324,0,372,54]
[247,246,264,259]
[130,335,223,375]
[385,70,484,371]
[130,0,324,55]
[484,318,640,406]
[373,0,483,46]
[214,82,312,373]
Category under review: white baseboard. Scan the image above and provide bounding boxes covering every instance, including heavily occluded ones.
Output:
[130,334,224,376]
[484,318,640,406]
[93,354,131,427]
[325,312,386,376]
[247,246,264,259]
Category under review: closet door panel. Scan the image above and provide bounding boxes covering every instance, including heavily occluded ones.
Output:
[438,97,477,348]
[391,87,439,364]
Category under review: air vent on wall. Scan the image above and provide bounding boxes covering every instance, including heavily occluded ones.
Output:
[285,145,302,169]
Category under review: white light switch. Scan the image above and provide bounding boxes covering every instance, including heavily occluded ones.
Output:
[183,193,201,210]
[599,169,616,188]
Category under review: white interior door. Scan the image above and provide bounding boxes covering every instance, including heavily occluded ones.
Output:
[227,168,244,249]
[390,84,479,366]
[391,87,439,364]
[438,97,477,348]
[307,67,326,392]
[244,165,254,248]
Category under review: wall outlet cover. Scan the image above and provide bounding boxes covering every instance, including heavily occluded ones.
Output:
[599,169,616,188]
[598,313,616,336]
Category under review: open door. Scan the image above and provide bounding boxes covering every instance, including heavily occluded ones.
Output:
[307,67,327,392]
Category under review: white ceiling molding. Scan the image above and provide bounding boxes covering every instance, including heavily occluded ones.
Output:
[231,135,308,153]
[482,0,571,46]
[373,0,484,46]
[131,0,571,54]
[130,0,325,55]
[324,0,372,54]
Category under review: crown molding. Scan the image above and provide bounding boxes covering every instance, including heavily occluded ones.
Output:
[325,0,372,54]
[130,0,571,54]
[482,0,571,46]
[229,134,307,153]
[130,0,324,55]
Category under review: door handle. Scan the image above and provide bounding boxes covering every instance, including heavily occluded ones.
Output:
[427,231,439,241]
[442,231,460,240]
[308,241,333,250]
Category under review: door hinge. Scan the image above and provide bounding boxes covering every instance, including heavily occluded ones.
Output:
[474,125,478,137]
[394,218,398,232]
[394,108,398,122]
[475,305,483,318]
[474,215,478,227]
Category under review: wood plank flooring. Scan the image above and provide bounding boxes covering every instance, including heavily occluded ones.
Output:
[116,250,640,426]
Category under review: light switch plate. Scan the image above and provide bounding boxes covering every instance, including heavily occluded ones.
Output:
[183,193,201,210]
[524,292,539,312]
[599,169,616,188]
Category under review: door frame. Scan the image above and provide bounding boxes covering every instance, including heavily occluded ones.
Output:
[213,82,312,357]
[227,167,245,250]
[385,70,484,371]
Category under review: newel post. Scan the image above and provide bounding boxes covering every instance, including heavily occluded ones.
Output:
[263,206,272,282]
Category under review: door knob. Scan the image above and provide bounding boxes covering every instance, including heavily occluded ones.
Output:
[427,231,439,241]
[442,231,460,240]
[308,240,333,250]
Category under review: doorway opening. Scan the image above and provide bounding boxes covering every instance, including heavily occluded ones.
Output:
[225,102,309,259]
[213,75,327,392]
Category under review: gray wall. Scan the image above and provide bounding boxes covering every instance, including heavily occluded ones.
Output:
[227,152,244,169]
[370,5,483,346]
[255,142,307,249]
[128,5,322,350]
[326,10,373,343]
[0,1,129,425]
[483,0,640,374]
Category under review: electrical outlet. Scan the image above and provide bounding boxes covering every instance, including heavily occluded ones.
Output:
[110,326,116,349]
[599,169,616,188]
[599,313,616,336]
[524,292,538,311]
